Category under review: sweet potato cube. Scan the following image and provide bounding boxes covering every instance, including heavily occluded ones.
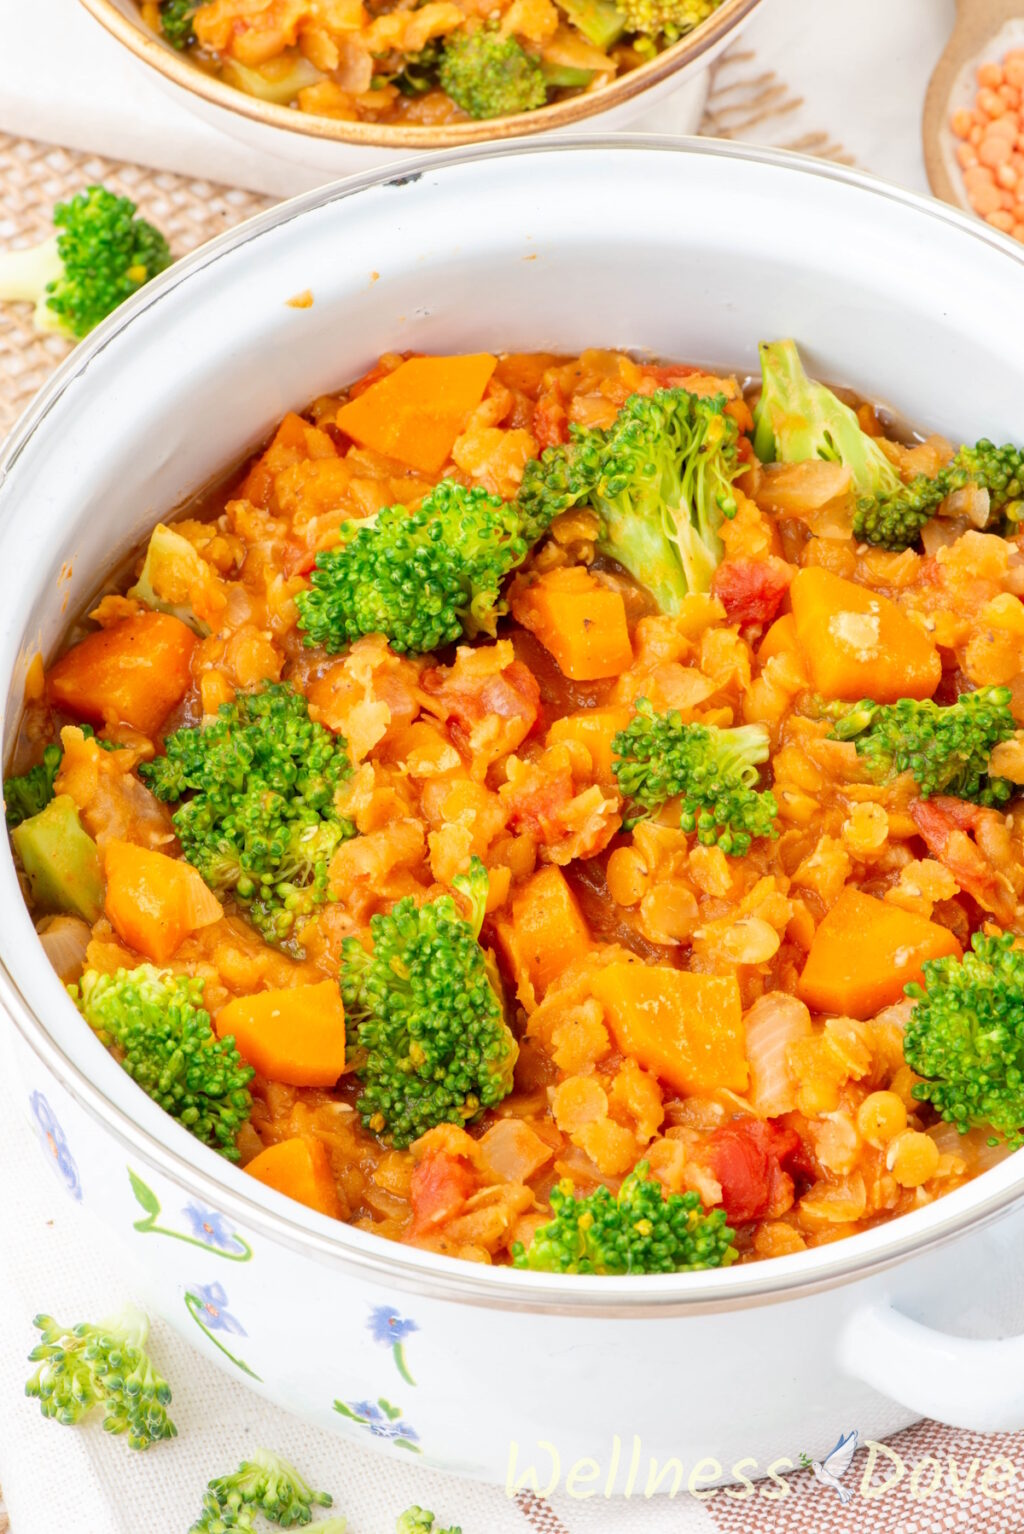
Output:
[215,981,347,1088]
[335,354,497,474]
[511,567,633,681]
[244,1136,342,1219]
[590,963,748,1096]
[103,839,222,963]
[789,567,940,701]
[503,866,591,1000]
[47,612,196,735]
[797,886,961,1019]
[546,706,633,788]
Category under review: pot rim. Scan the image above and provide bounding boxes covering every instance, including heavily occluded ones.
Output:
[3,134,1024,1317]
[75,0,760,150]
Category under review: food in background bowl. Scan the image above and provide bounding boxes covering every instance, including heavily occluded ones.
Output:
[136,0,726,123]
[8,337,1024,1276]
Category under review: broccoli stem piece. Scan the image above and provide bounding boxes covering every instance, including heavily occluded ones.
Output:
[340,857,518,1146]
[0,186,171,340]
[904,931,1024,1147]
[190,1448,333,1532]
[127,522,220,634]
[829,686,1019,806]
[72,966,253,1159]
[554,0,626,49]
[439,26,548,119]
[11,794,105,922]
[613,699,777,855]
[513,1160,736,1273]
[397,1510,462,1534]
[25,1302,175,1449]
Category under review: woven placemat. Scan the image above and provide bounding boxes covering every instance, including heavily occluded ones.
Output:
[0,132,272,441]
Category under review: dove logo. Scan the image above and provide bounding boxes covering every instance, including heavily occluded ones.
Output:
[809,1431,859,1504]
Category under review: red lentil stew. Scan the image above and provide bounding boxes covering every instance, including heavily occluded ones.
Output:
[9,342,1024,1275]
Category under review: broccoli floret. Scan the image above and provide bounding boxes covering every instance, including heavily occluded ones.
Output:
[392,41,442,94]
[830,686,1019,807]
[296,480,551,656]
[139,681,353,952]
[159,0,198,48]
[397,1511,461,1534]
[0,185,171,340]
[540,389,741,611]
[513,1160,736,1274]
[613,699,777,855]
[853,439,1024,551]
[5,743,62,828]
[190,1448,334,1532]
[5,724,116,828]
[72,966,252,1159]
[340,857,518,1147]
[439,26,548,119]
[904,931,1024,1147]
[25,1302,175,1450]
[618,0,722,42]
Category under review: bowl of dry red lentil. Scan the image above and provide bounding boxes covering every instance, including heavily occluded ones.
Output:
[937,25,1024,246]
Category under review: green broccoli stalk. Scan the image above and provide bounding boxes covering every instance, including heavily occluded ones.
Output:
[25,1302,175,1449]
[296,479,553,656]
[340,857,518,1147]
[853,439,1024,551]
[190,1448,334,1532]
[159,0,199,48]
[140,681,354,952]
[439,26,548,118]
[526,389,741,611]
[613,698,777,855]
[513,1160,736,1274]
[5,724,117,829]
[904,931,1024,1147]
[72,966,253,1159]
[397,1510,461,1534]
[830,686,1019,807]
[617,0,723,43]
[0,186,171,340]
[553,0,625,48]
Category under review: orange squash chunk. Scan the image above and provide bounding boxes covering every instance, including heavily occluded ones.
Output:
[789,567,940,701]
[48,612,197,735]
[797,887,961,1019]
[511,567,633,681]
[335,354,497,474]
[215,981,347,1088]
[103,839,222,963]
[506,866,591,999]
[590,963,748,1096]
[757,612,799,662]
[244,1136,342,1219]
[546,706,633,788]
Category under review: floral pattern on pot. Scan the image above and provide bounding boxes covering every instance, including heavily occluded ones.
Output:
[185,1280,261,1380]
[334,1396,421,1452]
[367,1305,419,1386]
[127,1167,252,1260]
[29,1090,81,1201]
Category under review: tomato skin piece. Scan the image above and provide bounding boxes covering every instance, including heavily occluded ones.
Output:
[708,1118,801,1225]
[533,388,568,449]
[409,1152,476,1232]
[712,558,791,626]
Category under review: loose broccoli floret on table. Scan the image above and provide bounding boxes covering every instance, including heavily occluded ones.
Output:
[830,686,1019,807]
[297,479,553,656]
[340,857,517,1147]
[613,699,777,855]
[513,1160,736,1273]
[25,1302,175,1449]
[0,185,171,339]
[904,930,1024,1148]
[190,1448,334,1531]
[72,966,253,1159]
[159,0,199,48]
[438,27,548,119]
[140,681,353,951]
[397,1510,461,1534]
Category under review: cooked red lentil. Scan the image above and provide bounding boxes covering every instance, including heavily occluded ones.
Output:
[10,346,1024,1272]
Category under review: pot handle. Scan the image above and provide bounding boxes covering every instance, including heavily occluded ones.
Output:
[839,1302,1024,1432]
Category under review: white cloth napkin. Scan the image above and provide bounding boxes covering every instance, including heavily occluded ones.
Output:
[0,0,952,198]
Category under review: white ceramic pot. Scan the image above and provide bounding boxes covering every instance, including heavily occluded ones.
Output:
[3,139,1024,1491]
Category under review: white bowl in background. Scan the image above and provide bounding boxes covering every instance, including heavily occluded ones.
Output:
[3,139,1024,1486]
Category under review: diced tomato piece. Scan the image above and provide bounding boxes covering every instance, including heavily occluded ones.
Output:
[638,364,701,387]
[712,558,792,627]
[910,797,1016,922]
[409,1152,476,1232]
[532,388,568,450]
[707,1118,801,1225]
